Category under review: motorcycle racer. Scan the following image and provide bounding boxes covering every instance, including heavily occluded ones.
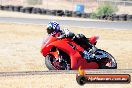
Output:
[46,21,94,62]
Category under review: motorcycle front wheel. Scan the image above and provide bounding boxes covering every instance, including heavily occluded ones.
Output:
[45,54,70,70]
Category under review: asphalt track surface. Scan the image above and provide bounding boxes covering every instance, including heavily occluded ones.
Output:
[0,17,132,30]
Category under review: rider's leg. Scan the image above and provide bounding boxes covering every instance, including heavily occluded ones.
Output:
[72,34,95,62]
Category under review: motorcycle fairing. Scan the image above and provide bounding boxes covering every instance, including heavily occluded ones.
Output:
[42,39,99,69]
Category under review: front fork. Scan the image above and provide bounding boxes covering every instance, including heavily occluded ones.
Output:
[56,49,63,63]
[49,47,70,70]
[49,48,67,64]
[49,48,61,61]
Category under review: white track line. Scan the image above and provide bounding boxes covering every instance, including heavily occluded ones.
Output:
[0,70,132,77]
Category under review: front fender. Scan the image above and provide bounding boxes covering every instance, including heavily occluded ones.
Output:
[41,44,54,57]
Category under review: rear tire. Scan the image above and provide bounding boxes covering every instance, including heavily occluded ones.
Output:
[95,49,117,69]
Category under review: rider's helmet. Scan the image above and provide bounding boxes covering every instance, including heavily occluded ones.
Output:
[47,21,60,34]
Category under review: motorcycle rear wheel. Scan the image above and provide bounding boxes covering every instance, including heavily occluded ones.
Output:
[95,49,117,69]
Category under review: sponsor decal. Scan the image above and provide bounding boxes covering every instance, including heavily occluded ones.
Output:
[76,66,131,85]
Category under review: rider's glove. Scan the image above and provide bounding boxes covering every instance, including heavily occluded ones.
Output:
[57,34,66,39]
[62,28,75,38]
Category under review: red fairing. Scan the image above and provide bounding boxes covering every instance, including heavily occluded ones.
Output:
[41,34,99,69]
[41,35,57,56]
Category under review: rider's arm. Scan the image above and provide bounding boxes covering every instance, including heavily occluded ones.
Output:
[57,28,75,39]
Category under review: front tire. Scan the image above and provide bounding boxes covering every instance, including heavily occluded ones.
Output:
[45,54,70,70]
[45,54,57,70]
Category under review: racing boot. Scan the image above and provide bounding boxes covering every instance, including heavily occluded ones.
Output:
[83,50,95,62]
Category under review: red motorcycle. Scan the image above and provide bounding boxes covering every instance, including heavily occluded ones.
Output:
[41,33,117,70]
